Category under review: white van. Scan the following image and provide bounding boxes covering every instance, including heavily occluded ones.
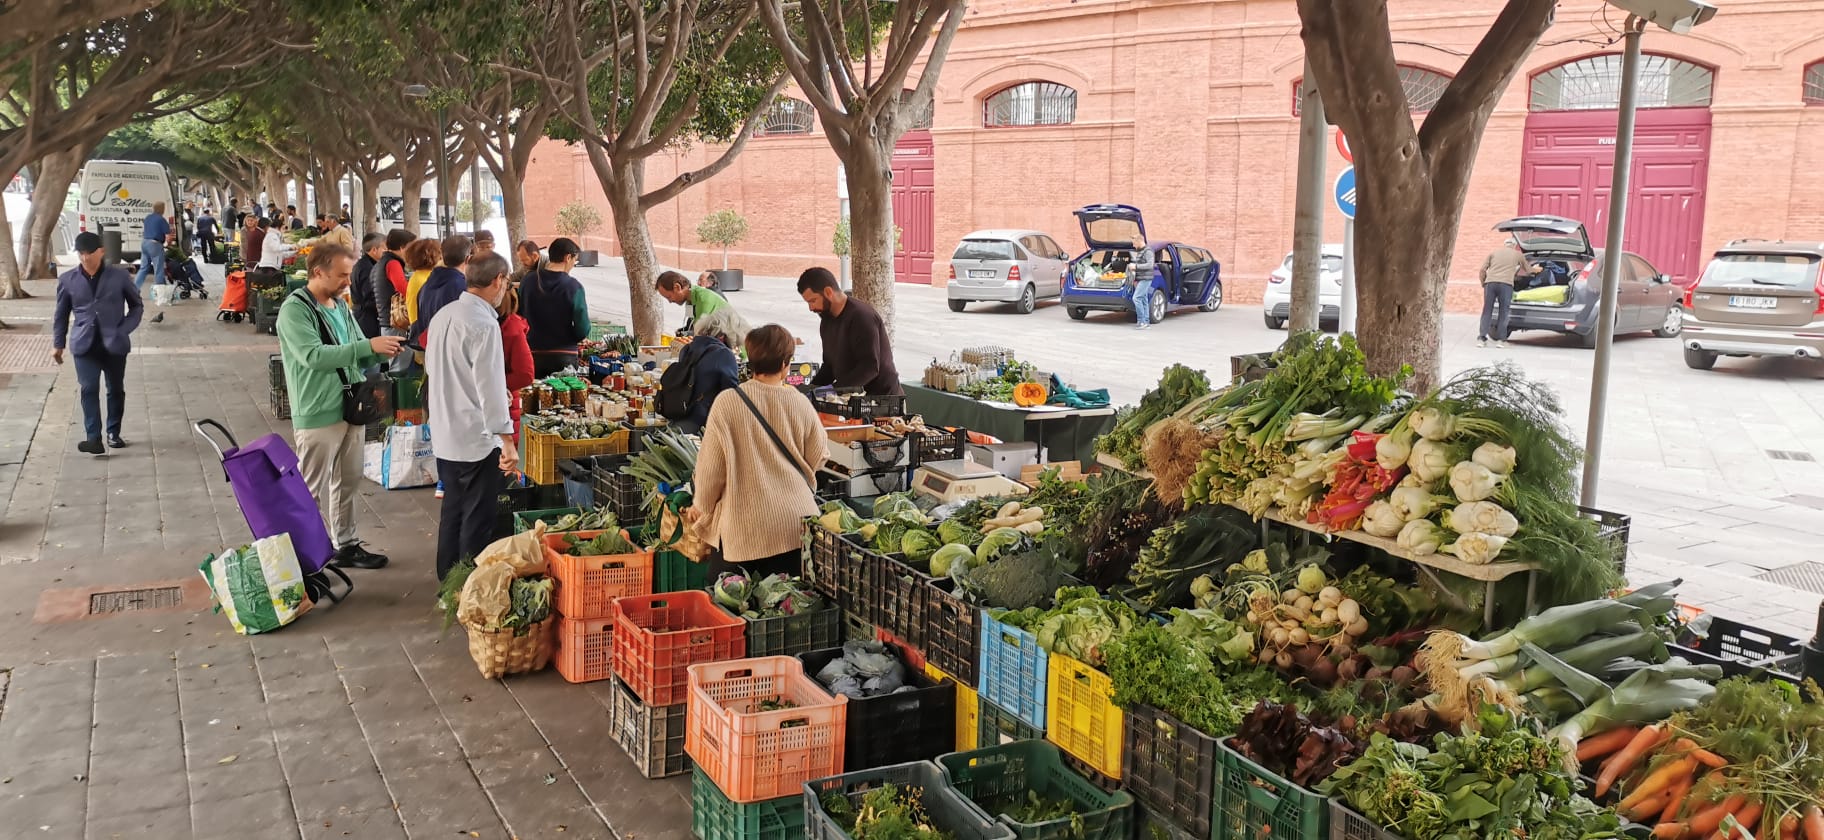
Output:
[78,160,183,252]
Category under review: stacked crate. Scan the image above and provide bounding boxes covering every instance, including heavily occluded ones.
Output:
[547,530,654,687]
[686,656,847,837]
[611,590,745,780]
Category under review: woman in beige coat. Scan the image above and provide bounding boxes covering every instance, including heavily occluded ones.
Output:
[686,324,828,578]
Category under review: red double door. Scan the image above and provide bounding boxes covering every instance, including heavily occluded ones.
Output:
[892,131,935,285]
[1518,107,1712,286]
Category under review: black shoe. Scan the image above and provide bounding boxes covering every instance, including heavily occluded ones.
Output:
[76,438,104,455]
[333,543,389,569]
[107,435,127,449]
[151,313,164,324]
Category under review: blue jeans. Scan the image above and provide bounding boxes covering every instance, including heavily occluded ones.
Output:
[1131,279,1153,325]
[1479,282,1514,341]
[132,240,165,290]
[72,351,127,441]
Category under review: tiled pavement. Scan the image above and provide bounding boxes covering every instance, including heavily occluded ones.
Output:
[0,257,1819,839]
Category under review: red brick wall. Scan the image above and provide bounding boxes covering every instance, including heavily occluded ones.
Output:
[521,0,1824,312]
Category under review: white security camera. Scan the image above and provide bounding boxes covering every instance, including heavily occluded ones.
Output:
[1604,0,1718,33]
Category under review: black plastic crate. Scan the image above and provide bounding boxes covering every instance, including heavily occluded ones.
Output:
[811,388,908,422]
[865,551,932,654]
[608,675,690,779]
[1679,614,1804,673]
[364,419,388,443]
[589,435,651,525]
[816,467,908,500]
[492,480,568,538]
[797,646,956,772]
[908,427,969,466]
[1123,704,1220,838]
[745,602,842,658]
[267,353,285,389]
[978,697,1043,748]
[924,579,980,688]
[268,384,290,420]
[805,761,1013,840]
[803,520,845,601]
[1578,505,1632,573]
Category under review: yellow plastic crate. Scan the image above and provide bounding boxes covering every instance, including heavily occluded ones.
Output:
[1044,652,1123,779]
[521,427,632,485]
[925,661,979,753]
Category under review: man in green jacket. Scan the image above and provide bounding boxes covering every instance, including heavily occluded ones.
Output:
[278,243,404,570]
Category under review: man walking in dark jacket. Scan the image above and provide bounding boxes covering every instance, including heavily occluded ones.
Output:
[799,267,901,396]
[350,232,384,338]
[196,208,219,264]
[52,232,144,454]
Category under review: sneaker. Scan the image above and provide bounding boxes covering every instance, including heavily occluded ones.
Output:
[1493,340,1509,348]
[106,434,127,449]
[333,543,389,570]
[434,481,444,499]
[77,438,104,455]
[1134,322,1150,331]
[1476,338,1488,348]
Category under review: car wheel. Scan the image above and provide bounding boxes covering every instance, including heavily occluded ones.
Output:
[1015,285,1036,315]
[1654,305,1683,338]
[1149,289,1167,323]
[1683,346,1718,370]
[1067,306,1088,321]
[948,299,967,313]
[1200,281,1224,312]
[1264,313,1285,330]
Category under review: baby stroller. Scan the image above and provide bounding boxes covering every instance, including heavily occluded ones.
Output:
[217,267,249,323]
[170,256,209,300]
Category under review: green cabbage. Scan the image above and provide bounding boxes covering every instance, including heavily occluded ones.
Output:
[930,543,975,579]
[937,518,981,547]
[873,492,923,521]
[900,529,941,564]
[975,527,1026,566]
[872,522,909,555]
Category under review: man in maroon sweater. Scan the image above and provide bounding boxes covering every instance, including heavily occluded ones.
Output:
[798,267,902,396]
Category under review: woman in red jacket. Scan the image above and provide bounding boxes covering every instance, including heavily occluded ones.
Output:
[496,282,536,437]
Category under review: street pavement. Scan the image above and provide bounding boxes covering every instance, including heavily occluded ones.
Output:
[0,257,1815,839]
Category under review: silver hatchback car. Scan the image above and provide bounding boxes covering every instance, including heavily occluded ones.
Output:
[946,229,1070,314]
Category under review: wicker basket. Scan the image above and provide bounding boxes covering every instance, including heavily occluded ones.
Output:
[464,617,558,679]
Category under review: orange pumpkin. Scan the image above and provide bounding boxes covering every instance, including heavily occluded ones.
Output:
[1013,382,1048,407]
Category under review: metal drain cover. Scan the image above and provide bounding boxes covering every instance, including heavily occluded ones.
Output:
[88,586,184,614]
[1766,449,1817,463]
[1755,562,1824,595]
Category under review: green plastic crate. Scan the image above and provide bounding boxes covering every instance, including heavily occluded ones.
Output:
[1215,737,1327,840]
[937,740,1134,840]
[691,768,805,840]
[655,544,708,592]
[390,373,426,411]
[514,507,581,534]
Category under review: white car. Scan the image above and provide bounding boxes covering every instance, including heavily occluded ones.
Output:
[1261,245,1344,329]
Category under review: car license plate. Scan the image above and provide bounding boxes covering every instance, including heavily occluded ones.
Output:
[1728,295,1778,309]
[967,269,995,279]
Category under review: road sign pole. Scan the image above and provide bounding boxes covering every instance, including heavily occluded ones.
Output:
[1339,219,1357,334]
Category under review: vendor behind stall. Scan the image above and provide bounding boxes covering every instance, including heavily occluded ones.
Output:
[798,267,902,396]
[657,269,728,336]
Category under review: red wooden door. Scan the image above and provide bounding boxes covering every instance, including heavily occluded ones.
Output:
[892,131,935,285]
[1519,108,1711,285]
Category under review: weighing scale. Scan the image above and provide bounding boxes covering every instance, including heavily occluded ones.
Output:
[911,458,1029,503]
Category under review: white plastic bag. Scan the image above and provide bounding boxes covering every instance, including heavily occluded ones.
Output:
[151,284,176,307]
[362,423,438,489]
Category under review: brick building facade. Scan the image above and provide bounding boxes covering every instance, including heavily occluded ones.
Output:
[519,0,1824,310]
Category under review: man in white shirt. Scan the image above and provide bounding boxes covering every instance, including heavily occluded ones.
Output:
[425,252,519,581]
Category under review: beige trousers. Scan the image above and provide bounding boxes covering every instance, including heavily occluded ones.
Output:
[294,421,365,547]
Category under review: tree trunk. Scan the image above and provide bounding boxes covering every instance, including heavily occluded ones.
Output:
[494,156,528,248]
[359,175,381,236]
[292,172,307,219]
[843,141,897,330]
[401,170,425,237]
[316,160,343,220]
[1290,59,1327,334]
[0,181,28,299]
[603,162,664,344]
[1354,193,1450,386]
[24,147,84,279]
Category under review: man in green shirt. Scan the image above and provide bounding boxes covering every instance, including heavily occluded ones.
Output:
[656,269,728,336]
[277,243,404,570]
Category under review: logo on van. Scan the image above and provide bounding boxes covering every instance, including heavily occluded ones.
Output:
[85,181,152,213]
[86,181,126,205]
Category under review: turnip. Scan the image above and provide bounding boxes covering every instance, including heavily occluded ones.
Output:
[1336,598,1361,627]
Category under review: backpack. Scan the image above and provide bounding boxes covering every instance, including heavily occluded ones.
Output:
[657,344,704,420]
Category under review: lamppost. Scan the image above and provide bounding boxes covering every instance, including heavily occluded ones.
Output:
[1579,0,1716,508]
[402,84,453,238]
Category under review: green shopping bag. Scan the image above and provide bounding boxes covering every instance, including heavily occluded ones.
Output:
[199,533,313,635]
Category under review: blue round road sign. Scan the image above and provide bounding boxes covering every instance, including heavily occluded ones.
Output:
[1334,166,1356,220]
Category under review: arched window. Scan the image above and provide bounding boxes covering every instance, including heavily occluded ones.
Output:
[983,82,1077,128]
[1530,54,1713,111]
[1292,64,1454,115]
[1806,61,1824,105]
[758,98,814,136]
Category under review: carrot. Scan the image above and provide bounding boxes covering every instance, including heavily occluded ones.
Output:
[1654,823,1689,839]
[1660,773,1697,825]
[1689,748,1729,769]
[1578,726,1643,762]
[1626,795,1671,822]
[1690,795,1749,837]
[1622,757,1698,813]
[1599,724,1671,798]
[1804,805,1824,840]
[1715,799,1763,839]
[1781,811,1801,840]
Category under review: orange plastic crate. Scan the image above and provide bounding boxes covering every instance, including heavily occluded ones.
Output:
[685,656,848,804]
[544,531,654,620]
[613,591,747,706]
[554,616,615,683]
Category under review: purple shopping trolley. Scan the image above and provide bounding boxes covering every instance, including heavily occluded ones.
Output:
[195,419,352,603]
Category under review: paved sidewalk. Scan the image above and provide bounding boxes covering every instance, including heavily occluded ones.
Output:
[0,268,688,839]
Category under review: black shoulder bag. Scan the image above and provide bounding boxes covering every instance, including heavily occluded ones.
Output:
[731,384,814,490]
[288,289,393,426]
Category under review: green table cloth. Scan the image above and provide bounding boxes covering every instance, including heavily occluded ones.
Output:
[901,382,1116,465]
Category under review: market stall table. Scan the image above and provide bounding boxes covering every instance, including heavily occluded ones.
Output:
[901,382,1115,465]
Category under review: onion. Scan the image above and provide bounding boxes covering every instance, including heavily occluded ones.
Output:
[1336,599,1362,626]
[1288,628,1310,646]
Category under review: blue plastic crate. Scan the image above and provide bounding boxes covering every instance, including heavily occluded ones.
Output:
[979,610,1048,731]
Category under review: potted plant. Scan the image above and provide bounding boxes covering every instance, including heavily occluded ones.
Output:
[553,201,604,267]
[695,209,749,292]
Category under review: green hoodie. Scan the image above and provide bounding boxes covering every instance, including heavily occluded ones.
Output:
[276,289,382,430]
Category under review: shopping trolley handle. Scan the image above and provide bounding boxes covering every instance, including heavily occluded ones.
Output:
[192,419,239,479]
